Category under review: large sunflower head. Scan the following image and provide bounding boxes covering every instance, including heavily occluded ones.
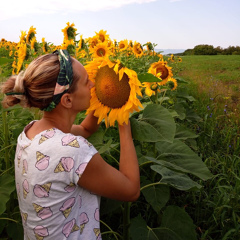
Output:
[95,29,109,43]
[85,58,143,127]
[148,59,173,85]
[90,41,112,59]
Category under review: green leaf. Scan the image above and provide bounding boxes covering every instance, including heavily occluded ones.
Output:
[141,182,170,213]
[176,89,196,102]
[131,104,176,143]
[138,73,162,83]
[160,206,197,240]
[151,166,202,190]
[173,103,186,120]
[175,124,198,140]
[0,174,15,215]
[155,139,212,180]
[129,215,149,240]
[131,118,165,142]
[175,77,188,84]
[185,108,202,122]
[129,215,182,240]
[6,222,23,240]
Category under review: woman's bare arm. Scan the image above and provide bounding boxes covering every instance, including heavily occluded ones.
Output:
[71,111,100,138]
[77,122,140,202]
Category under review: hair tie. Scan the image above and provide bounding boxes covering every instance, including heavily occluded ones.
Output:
[42,49,73,112]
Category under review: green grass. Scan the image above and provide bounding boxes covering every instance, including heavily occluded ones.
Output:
[176,55,240,240]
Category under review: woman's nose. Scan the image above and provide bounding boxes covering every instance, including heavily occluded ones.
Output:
[89,80,94,89]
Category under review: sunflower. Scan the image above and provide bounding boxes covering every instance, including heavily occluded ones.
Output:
[26,26,36,43]
[118,40,128,52]
[177,57,182,62]
[148,59,173,85]
[95,29,109,43]
[19,31,27,42]
[30,37,36,50]
[62,22,77,41]
[78,35,83,49]
[16,41,27,74]
[88,36,99,50]
[167,77,178,91]
[132,41,143,58]
[85,58,143,127]
[142,82,161,97]
[90,42,112,59]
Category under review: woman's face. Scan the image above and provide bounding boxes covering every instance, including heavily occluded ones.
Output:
[71,59,94,112]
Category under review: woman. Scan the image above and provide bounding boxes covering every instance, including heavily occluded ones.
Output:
[1,50,140,240]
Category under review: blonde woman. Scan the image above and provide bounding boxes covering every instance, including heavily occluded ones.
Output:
[1,50,140,240]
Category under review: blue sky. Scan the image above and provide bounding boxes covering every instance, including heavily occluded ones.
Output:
[0,0,239,49]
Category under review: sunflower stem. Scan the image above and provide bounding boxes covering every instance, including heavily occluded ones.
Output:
[154,90,158,104]
[123,202,131,240]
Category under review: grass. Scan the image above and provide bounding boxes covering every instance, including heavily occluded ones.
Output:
[178,55,240,116]
[176,55,240,240]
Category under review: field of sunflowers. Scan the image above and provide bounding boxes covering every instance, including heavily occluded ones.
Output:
[0,22,214,240]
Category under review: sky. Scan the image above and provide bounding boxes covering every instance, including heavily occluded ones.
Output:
[0,0,239,50]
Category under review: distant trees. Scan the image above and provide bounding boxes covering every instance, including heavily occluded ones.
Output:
[183,44,240,55]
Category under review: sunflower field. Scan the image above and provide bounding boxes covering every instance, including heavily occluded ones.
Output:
[0,23,213,240]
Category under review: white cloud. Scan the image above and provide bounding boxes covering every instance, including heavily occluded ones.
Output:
[0,0,156,21]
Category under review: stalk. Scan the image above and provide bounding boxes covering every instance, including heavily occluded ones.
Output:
[2,111,10,169]
[123,202,131,240]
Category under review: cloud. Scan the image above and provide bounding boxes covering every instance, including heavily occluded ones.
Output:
[0,0,156,21]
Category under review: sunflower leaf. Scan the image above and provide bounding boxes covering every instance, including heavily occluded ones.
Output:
[155,139,213,180]
[138,73,162,83]
[131,104,176,142]
[0,174,15,215]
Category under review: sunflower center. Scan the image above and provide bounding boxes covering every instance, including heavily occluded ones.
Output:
[119,43,125,49]
[99,35,105,42]
[95,65,131,108]
[156,65,169,79]
[96,48,106,57]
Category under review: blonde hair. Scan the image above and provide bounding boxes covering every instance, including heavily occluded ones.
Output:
[1,54,78,109]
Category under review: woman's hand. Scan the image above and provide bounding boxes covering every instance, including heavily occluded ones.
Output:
[71,111,100,138]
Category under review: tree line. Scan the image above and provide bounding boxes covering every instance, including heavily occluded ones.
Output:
[183,44,240,55]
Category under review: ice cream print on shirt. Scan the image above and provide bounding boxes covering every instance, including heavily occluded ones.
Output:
[22,179,29,199]
[21,211,28,225]
[64,182,76,192]
[22,159,28,175]
[34,225,49,240]
[17,143,30,167]
[54,157,74,173]
[39,128,55,144]
[33,183,52,198]
[61,134,80,148]
[75,162,88,177]
[60,197,76,218]
[62,218,80,238]
[35,151,50,171]
[79,212,89,234]
[32,203,53,220]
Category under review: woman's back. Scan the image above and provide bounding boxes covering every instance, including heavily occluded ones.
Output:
[16,121,101,240]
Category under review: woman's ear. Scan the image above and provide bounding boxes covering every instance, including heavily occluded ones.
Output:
[60,93,73,109]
